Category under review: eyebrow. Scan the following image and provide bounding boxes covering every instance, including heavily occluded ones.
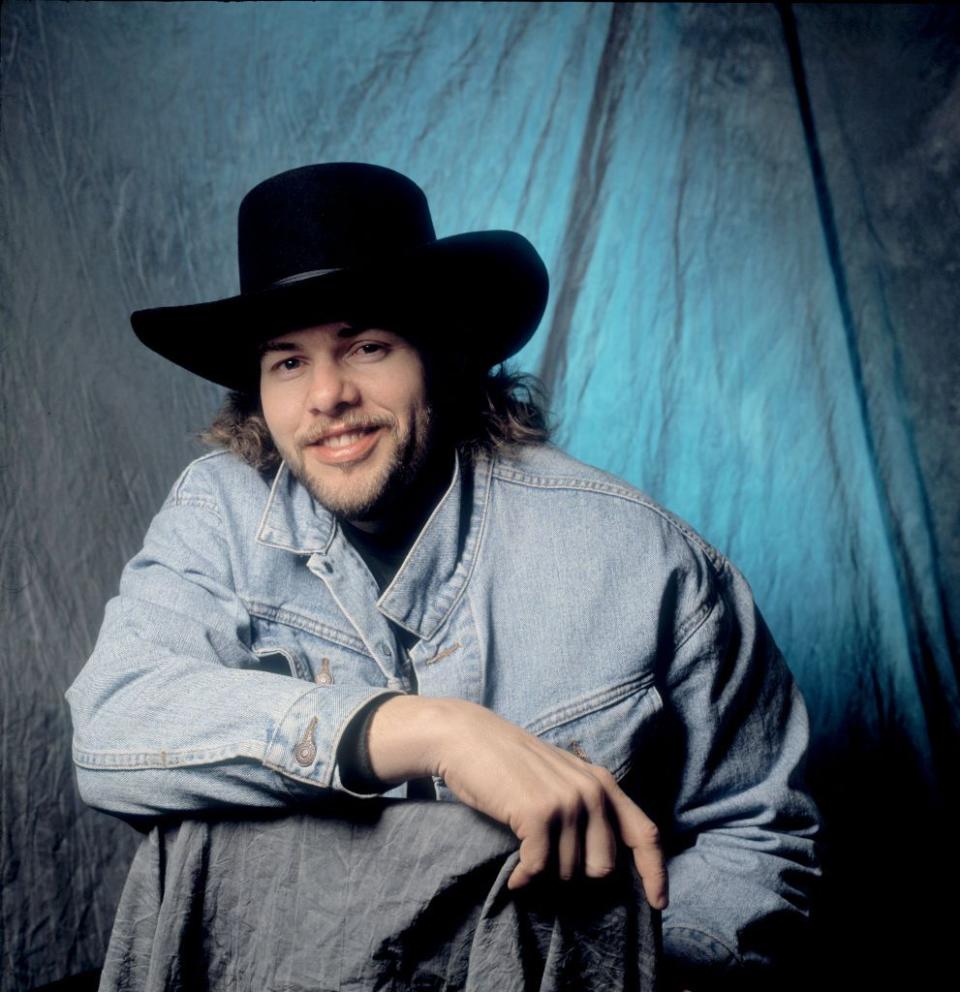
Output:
[257,325,364,358]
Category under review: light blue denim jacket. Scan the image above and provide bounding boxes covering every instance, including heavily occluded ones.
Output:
[67,443,819,979]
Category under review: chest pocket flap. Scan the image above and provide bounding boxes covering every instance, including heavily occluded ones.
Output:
[523,674,662,782]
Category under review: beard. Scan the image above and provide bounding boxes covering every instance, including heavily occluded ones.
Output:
[280,405,436,523]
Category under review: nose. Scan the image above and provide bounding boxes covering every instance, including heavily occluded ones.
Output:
[306,358,360,416]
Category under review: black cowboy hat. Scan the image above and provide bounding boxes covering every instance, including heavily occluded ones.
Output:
[130,163,549,390]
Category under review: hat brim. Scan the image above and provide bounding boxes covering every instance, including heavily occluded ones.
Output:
[130,231,548,391]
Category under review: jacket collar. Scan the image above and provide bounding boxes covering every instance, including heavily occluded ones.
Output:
[255,451,493,641]
[255,462,336,554]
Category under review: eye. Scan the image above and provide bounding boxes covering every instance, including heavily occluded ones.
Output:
[270,356,303,375]
[350,341,389,360]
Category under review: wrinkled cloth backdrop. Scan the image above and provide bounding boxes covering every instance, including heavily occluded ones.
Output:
[1,2,957,988]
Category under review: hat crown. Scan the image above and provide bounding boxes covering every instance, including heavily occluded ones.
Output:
[237,163,437,294]
[131,162,549,390]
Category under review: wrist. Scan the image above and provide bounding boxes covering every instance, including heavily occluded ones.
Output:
[336,694,400,794]
[367,694,459,785]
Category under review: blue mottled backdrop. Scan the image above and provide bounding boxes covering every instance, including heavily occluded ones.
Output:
[2,2,957,988]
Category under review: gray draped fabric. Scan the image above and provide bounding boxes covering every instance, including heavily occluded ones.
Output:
[1,3,957,988]
[99,800,657,992]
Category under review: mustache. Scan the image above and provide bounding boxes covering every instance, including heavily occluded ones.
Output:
[295,416,394,447]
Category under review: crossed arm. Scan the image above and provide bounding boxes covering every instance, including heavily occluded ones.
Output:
[68,476,818,986]
[365,694,669,907]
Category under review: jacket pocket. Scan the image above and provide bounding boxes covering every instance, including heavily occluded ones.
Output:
[247,607,381,688]
[251,647,301,679]
[523,674,662,782]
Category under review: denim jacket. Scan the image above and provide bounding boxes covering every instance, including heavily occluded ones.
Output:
[67,443,819,980]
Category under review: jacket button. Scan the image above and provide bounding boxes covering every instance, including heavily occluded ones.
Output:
[320,560,333,575]
[294,716,318,766]
[294,741,316,765]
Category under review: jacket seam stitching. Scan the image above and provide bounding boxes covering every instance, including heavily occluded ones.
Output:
[421,453,493,636]
[252,645,305,680]
[244,600,370,656]
[254,462,334,554]
[173,494,222,522]
[492,466,725,649]
[674,591,720,651]
[171,450,229,502]
[267,685,334,787]
[660,924,743,966]
[325,689,402,794]
[525,674,656,736]
[72,742,263,768]
[380,453,493,639]
[491,469,727,571]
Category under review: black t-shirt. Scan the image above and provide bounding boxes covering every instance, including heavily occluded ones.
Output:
[335,457,454,795]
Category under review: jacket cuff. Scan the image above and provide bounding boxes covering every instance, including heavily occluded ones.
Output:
[336,693,402,795]
[262,685,400,791]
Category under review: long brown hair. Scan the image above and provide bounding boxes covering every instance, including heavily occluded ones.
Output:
[199,364,552,471]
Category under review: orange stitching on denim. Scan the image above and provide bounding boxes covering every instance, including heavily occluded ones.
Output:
[567,741,589,762]
[426,642,463,665]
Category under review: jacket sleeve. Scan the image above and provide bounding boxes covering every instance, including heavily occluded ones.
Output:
[65,481,396,818]
[655,552,820,989]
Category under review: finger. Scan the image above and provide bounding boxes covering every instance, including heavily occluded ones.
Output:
[507,829,551,890]
[556,807,581,881]
[582,796,618,879]
[630,834,669,910]
[548,753,614,880]
[598,774,669,909]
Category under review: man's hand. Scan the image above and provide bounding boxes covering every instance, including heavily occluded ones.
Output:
[366,695,668,910]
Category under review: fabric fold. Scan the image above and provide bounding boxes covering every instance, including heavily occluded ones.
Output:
[99,798,659,992]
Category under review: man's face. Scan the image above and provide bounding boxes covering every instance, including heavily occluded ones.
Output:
[259,322,435,522]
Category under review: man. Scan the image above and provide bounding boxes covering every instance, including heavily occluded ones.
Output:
[67,163,819,989]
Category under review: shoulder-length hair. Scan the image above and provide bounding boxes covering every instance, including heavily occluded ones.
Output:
[199,364,552,472]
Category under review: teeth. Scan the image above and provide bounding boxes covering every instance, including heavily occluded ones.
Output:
[320,430,369,449]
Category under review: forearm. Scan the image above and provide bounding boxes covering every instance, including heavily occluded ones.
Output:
[69,675,400,817]
[67,598,399,816]
[366,694,458,784]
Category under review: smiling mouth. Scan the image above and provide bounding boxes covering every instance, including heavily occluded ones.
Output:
[304,425,384,465]
[315,428,376,449]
